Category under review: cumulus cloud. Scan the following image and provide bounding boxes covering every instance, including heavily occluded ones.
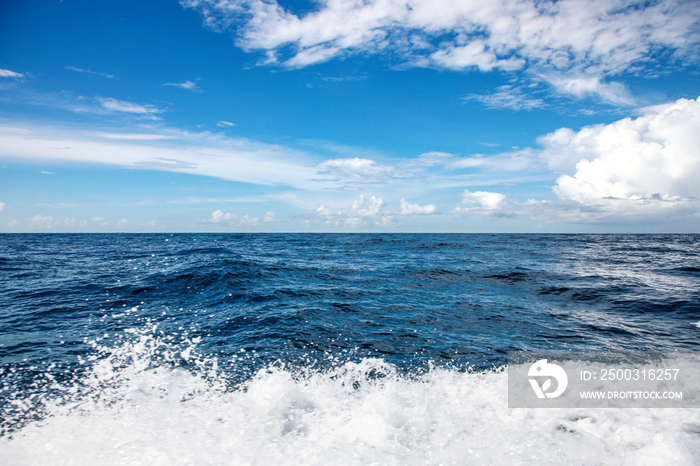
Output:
[310,195,391,228]
[98,98,162,116]
[64,218,87,228]
[8,219,20,227]
[547,97,700,203]
[400,198,437,215]
[313,195,386,218]
[0,202,4,211]
[316,157,393,180]
[29,215,58,229]
[163,80,200,91]
[183,0,699,102]
[460,190,507,210]
[209,209,275,225]
[350,195,385,217]
[117,218,128,228]
[314,204,333,216]
[380,215,397,227]
[0,69,25,79]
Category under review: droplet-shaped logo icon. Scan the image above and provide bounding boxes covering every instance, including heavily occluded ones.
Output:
[528,359,568,399]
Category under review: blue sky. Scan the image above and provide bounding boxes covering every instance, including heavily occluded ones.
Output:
[1,0,699,232]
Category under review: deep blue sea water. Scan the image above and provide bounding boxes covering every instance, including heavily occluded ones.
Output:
[2,234,700,465]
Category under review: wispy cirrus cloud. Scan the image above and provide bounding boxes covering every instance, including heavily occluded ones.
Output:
[216,120,235,127]
[0,124,321,190]
[163,80,200,91]
[97,98,162,117]
[315,157,394,182]
[0,86,165,118]
[66,66,114,79]
[465,85,546,111]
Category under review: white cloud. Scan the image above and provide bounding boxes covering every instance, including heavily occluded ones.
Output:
[380,215,397,227]
[29,215,58,229]
[93,132,175,141]
[314,204,333,216]
[451,148,542,173]
[0,202,4,211]
[416,151,455,167]
[64,218,87,228]
[98,98,161,116]
[545,74,635,106]
[209,209,273,226]
[430,41,525,72]
[309,195,391,228]
[460,190,507,210]
[184,0,699,104]
[216,121,235,127]
[350,195,385,217]
[66,66,114,79]
[117,218,128,227]
[465,85,545,111]
[163,81,200,91]
[8,219,20,227]
[0,124,322,190]
[0,69,24,79]
[316,157,393,180]
[548,96,700,203]
[400,198,437,215]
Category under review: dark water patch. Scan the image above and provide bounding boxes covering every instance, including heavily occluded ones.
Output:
[485,271,530,283]
[414,268,469,281]
[536,286,572,295]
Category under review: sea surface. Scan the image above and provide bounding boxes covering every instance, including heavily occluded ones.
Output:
[1,233,700,465]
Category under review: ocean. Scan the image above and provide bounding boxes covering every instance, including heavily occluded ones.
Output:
[1,233,700,465]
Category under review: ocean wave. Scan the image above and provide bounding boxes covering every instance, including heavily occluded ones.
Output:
[2,327,699,465]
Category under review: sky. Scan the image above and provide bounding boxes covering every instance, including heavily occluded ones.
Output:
[1,0,699,233]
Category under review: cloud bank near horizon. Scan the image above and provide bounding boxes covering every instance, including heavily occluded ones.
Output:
[3,96,699,228]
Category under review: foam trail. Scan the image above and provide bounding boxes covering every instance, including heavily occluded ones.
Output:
[2,330,700,465]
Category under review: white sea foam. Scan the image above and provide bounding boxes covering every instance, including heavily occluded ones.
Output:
[2,329,700,465]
